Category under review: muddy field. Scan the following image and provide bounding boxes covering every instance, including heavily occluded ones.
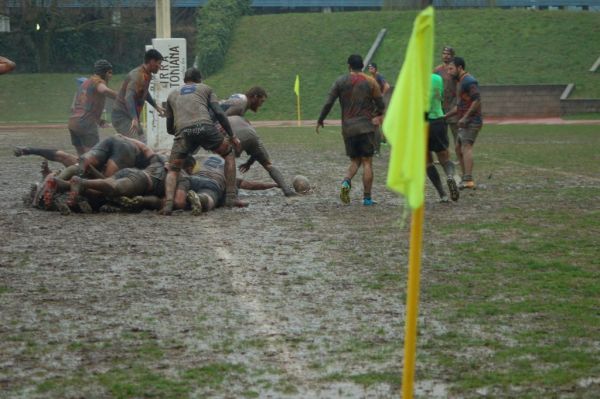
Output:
[1,126,598,398]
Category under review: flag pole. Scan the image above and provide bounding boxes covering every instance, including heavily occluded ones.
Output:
[294,74,301,126]
[400,123,427,399]
[296,94,301,127]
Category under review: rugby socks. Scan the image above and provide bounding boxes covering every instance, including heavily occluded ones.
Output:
[268,166,294,196]
[441,160,456,178]
[426,165,446,198]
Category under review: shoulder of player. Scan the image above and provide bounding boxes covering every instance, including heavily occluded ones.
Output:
[462,74,479,86]
[360,73,380,88]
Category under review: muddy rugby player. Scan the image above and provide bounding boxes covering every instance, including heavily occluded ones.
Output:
[15,135,155,179]
[68,60,118,155]
[16,135,156,210]
[317,54,385,206]
[54,153,170,210]
[220,87,268,118]
[217,87,296,197]
[123,155,278,214]
[433,46,459,149]
[444,56,482,190]
[227,116,296,197]
[427,73,460,203]
[111,49,166,143]
[162,67,244,215]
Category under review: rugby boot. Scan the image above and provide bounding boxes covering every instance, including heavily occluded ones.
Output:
[363,198,377,206]
[340,180,351,204]
[447,177,460,201]
[13,146,28,157]
[53,195,71,216]
[119,196,143,211]
[77,198,93,214]
[439,195,450,203]
[187,191,203,216]
[459,180,476,190]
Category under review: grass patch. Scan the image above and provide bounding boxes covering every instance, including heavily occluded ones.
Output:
[182,362,246,387]
[98,367,188,399]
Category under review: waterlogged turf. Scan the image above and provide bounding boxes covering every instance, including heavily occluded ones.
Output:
[0,125,598,398]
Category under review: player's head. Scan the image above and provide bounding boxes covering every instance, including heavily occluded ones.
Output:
[184,67,202,83]
[246,86,268,112]
[441,46,455,63]
[448,56,465,78]
[367,62,378,75]
[144,49,164,73]
[93,59,113,80]
[347,54,364,71]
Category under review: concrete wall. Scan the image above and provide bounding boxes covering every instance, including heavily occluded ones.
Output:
[480,84,567,117]
[560,98,600,115]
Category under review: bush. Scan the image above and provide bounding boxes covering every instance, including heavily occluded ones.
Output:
[195,0,251,77]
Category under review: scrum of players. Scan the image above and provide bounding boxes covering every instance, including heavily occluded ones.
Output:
[12,51,311,216]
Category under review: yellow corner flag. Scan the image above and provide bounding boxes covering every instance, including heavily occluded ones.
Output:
[381,7,434,399]
[294,74,301,126]
[382,6,434,210]
[294,74,300,97]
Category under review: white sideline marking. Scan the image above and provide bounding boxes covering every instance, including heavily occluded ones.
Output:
[214,247,304,376]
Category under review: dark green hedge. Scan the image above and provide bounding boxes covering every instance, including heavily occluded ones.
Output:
[195,0,251,77]
[0,25,195,74]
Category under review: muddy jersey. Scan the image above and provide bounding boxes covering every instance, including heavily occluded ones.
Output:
[318,72,384,138]
[457,73,482,124]
[228,116,270,163]
[68,75,107,131]
[144,154,167,196]
[166,83,218,133]
[220,94,247,117]
[84,136,148,170]
[113,65,154,120]
[433,63,457,114]
[374,73,388,93]
[196,156,225,193]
